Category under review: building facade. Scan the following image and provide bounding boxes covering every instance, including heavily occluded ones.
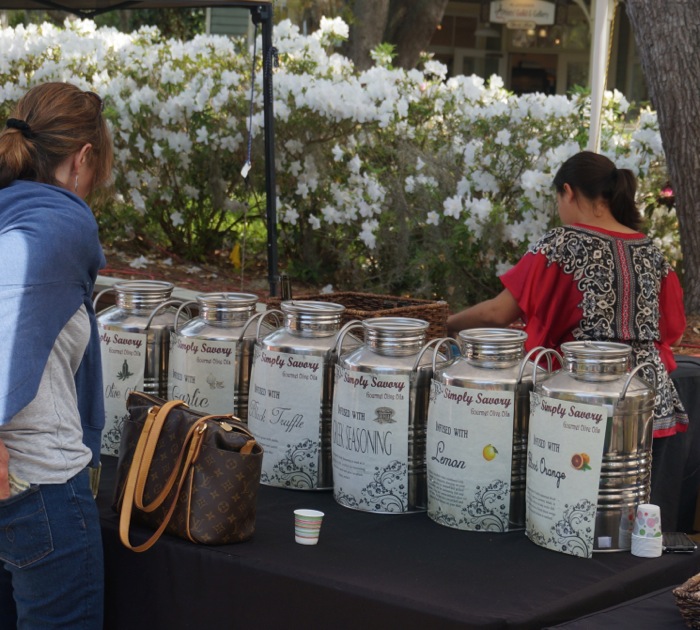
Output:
[428,0,647,102]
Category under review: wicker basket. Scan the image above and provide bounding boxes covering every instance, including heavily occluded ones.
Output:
[266,291,450,340]
[674,573,700,628]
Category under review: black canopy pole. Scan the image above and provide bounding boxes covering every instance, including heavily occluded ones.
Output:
[251,3,278,297]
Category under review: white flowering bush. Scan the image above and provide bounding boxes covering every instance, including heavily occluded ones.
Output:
[0,17,679,306]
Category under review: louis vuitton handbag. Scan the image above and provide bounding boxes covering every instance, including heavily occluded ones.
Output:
[113,391,263,552]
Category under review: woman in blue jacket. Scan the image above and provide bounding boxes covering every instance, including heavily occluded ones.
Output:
[0,82,113,629]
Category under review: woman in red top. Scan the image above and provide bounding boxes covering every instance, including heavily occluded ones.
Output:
[447,151,687,438]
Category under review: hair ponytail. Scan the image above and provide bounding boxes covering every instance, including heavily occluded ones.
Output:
[553,151,643,231]
[0,127,35,188]
[610,168,642,231]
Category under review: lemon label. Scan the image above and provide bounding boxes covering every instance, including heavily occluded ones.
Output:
[426,380,515,532]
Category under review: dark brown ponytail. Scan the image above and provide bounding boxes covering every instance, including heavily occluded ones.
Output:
[553,151,643,231]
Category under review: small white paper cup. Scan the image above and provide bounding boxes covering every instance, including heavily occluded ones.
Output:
[633,504,662,538]
[294,509,324,545]
[631,532,663,558]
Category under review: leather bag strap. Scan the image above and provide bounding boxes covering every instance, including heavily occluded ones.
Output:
[133,400,188,511]
[119,416,208,552]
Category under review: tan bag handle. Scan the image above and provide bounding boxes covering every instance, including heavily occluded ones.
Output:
[134,400,188,512]
[119,414,208,552]
[119,403,259,552]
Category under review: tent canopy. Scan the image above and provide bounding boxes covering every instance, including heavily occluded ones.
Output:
[0,0,270,15]
[0,0,280,296]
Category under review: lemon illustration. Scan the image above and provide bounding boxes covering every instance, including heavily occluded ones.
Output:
[483,444,498,461]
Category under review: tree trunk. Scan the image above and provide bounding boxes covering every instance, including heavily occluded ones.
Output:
[385,0,449,69]
[346,0,390,70]
[625,0,700,314]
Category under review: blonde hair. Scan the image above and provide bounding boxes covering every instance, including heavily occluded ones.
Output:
[0,82,113,196]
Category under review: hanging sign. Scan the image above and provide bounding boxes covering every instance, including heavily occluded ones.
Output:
[525,392,607,558]
[490,0,556,26]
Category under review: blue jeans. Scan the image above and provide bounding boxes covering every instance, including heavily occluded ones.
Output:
[0,468,104,629]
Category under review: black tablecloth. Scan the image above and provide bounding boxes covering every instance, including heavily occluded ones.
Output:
[547,585,688,629]
[651,356,700,531]
[99,456,700,630]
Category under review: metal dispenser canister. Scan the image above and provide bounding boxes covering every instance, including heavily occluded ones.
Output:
[529,341,655,553]
[95,280,183,456]
[168,292,274,421]
[427,328,545,532]
[332,317,438,514]
[247,300,351,490]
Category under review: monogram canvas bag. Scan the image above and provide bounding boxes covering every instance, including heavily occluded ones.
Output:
[113,391,263,551]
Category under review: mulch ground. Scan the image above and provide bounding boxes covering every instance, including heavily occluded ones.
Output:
[101,245,700,357]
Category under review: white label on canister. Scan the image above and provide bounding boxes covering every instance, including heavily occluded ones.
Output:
[331,365,410,513]
[247,346,325,489]
[427,380,514,532]
[168,334,236,414]
[525,392,607,558]
[99,328,147,456]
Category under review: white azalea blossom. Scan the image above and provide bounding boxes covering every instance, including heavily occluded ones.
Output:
[495,129,511,146]
[332,144,344,161]
[443,196,464,219]
[313,17,349,43]
[281,206,299,224]
[423,60,447,80]
[129,255,150,269]
[359,219,379,249]
[525,138,541,156]
[426,211,440,226]
[130,189,146,214]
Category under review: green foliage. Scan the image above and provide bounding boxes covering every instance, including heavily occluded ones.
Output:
[370,43,396,68]
[94,9,206,39]
[5,9,206,38]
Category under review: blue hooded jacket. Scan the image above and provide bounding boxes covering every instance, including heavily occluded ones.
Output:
[0,180,105,465]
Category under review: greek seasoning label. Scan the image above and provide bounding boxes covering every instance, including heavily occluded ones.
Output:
[99,328,146,456]
[525,392,607,558]
[168,334,237,414]
[427,380,515,531]
[332,365,410,513]
[247,346,324,489]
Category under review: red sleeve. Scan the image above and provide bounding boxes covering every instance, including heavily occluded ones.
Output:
[500,252,582,353]
[659,270,685,345]
[655,269,685,374]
